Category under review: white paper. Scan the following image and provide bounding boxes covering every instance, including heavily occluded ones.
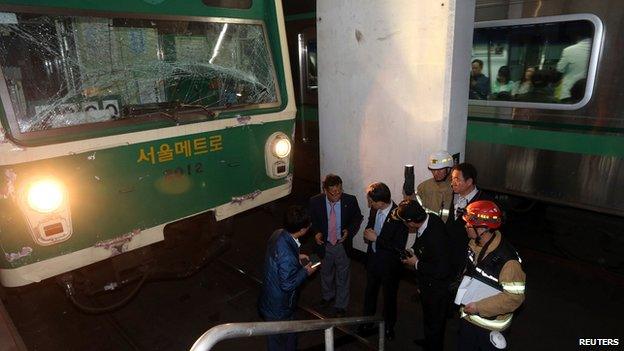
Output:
[454,276,501,305]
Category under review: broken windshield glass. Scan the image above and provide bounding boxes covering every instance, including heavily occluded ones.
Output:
[0,12,279,134]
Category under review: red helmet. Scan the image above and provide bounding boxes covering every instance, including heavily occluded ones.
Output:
[463,200,502,229]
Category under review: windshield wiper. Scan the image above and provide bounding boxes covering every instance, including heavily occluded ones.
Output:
[121,101,218,124]
[177,103,217,120]
[123,104,180,124]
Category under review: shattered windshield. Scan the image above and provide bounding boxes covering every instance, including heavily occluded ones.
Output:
[0,12,279,134]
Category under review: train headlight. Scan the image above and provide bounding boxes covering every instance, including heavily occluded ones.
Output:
[27,179,65,213]
[272,137,291,158]
[265,132,291,179]
[17,177,73,246]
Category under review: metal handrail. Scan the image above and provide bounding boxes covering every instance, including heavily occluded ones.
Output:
[190,315,385,351]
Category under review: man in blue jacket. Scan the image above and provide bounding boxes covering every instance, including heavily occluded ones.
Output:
[258,205,319,351]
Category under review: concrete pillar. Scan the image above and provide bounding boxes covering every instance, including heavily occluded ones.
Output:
[317,0,475,251]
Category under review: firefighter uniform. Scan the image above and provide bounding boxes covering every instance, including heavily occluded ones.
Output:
[414,150,454,222]
[416,177,453,221]
[458,232,526,350]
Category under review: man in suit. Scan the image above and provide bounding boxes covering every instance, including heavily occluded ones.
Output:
[358,182,408,341]
[309,174,363,317]
[258,205,319,351]
[398,200,452,351]
[446,163,492,281]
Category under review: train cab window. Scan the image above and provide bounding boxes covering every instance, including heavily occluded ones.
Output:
[202,0,252,9]
[0,10,279,142]
[469,14,603,110]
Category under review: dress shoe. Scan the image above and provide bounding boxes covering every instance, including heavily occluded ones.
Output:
[334,308,346,318]
[385,329,395,341]
[413,338,426,346]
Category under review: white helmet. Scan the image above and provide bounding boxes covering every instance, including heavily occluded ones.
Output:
[428,150,454,169]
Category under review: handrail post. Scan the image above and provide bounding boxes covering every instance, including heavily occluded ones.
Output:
[378,321,385,351]
[324,326,334,351]
[190,316,383,351]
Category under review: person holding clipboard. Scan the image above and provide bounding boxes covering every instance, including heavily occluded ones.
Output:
[456,201,526,350]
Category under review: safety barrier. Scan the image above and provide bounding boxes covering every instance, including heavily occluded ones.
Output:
[190,315,385,351]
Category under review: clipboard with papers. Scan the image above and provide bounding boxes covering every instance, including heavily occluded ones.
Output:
[454,275,501,305]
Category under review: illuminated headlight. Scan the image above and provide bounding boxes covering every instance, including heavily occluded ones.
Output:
[265,132,291,179]
[17,177,73,246]
[273,137,292,158]
[26,179,65,213]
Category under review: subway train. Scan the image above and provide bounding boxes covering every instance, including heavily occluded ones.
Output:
[0,0,295,302]
[285,0,624,218]
[467,0,623,218]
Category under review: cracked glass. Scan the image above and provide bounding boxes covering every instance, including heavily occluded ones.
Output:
[0,11,279,134]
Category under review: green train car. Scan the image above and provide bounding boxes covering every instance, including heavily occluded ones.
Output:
[0,0,295,292]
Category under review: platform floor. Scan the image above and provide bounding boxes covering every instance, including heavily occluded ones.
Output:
[3,185,624,350]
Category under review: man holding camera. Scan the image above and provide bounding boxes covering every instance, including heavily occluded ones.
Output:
[359,182,407,341]
[398,199,452,351]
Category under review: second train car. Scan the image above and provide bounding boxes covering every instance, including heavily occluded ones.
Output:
[286,0,624,218]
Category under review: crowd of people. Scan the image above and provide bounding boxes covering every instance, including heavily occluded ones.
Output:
[257,151,526,351]
[469,34,591,104]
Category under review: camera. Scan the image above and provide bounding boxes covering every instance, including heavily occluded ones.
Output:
[455,207,467,218]
[400,248,414,260]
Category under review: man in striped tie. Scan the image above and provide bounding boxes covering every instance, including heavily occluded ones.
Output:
[309,174,363,317]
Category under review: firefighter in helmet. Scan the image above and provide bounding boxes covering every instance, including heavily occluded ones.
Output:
[457,200,525,350]
[414,150,454,222]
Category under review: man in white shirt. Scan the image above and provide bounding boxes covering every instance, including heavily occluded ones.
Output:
[446,163,493,281]
[557,31,592,100]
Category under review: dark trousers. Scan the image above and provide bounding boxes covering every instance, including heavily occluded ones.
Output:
[267,333,296,351]
[458,319,504,351]
[420,283,450,351]
[362,266,400,331]
[263,315,297,351]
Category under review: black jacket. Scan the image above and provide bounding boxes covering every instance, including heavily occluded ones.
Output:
[309,192,363,258]
[364,203,408,274]
[445,189,494,277]
[411,214,452,285]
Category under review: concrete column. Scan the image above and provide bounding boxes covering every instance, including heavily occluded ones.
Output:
[317,0,475,251]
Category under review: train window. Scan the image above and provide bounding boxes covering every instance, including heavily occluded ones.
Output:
[469,14,603,110]
[0,10,278,139]
[202,0,252,9]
